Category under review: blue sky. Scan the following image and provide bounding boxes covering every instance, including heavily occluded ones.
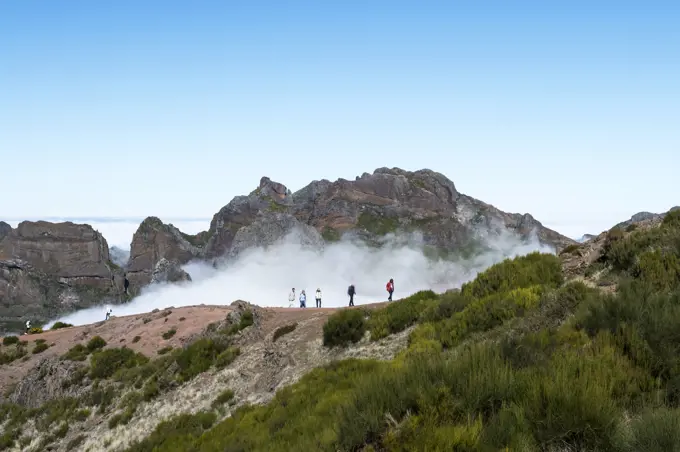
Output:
[1,0,678,238]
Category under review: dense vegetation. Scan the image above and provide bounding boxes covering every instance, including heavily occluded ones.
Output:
[121,211,680,451]
[0,311,253,451]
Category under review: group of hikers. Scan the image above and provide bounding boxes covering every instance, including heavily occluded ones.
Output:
[288,278,395,308]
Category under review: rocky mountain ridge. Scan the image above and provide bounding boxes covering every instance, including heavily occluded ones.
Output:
[1,167,575,330]
[127,167,575,283]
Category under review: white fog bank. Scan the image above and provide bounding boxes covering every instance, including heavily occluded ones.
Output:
[45,228,554,328]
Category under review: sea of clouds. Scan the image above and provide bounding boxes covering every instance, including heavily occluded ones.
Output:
[40,217,555,327]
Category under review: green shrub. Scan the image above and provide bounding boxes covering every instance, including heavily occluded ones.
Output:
[323,309,366,347]
[32,342,49,354]
[51,322,73,330]
[175,338,229,382]
[663,209,680,228]
[87,336,107,352]
[157,346,173,355]
[272,323,297,342]
[369,290,437,341]
[89,348,149,379]
[132,335,141,344]
[27,327,43,335]
[162,328,177,340]
[3,336,19,346]
[461,252,563,299]
[211,389,235,409]
[215,347,240,370]
[63,344,89,361]
[560,244,580,255]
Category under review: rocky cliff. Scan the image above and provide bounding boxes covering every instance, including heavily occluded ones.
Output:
[0,222,11,242]
[0,221,122,332]
[128,167,575,277]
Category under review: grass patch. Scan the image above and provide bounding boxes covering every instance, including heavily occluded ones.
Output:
[51,321,73,330]
[369,290,437,341]
[357,211,400,235]
[321,227,341,242]
[90,347,149,379]
[124,411,217,452]
[158,346,173,355]
[272,323,297,342]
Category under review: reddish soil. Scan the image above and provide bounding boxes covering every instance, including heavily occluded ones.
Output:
[0,302,388,394]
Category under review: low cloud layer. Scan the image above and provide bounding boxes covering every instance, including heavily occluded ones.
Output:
[46,228,554,328]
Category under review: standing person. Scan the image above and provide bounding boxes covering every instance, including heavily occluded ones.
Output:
[386,278,395,301]
[105,307,112,321]
[124,273,130,295]
[347,284,356,307]
[299,290,307,308]
[315,288,322,308]
[25,320,31,335]
[288,288,296,308]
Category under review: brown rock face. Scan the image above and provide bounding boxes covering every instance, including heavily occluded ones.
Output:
[0,221,113,287]
[0,222,11,242]
[126,217,204,289]
[0,222,121,333]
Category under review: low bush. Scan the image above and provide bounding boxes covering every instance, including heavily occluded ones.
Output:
[175,338,230,382]
[157,346,173,355]
[32,342,49,354]
[132,335,141,343]
[51,322,73,330]
[63,344,89,361]
[215,347,240,370]
[323,309,366,347]
[369,290,438,341]
[2,336,19,346]
[162,328,177,340]
[27,327,43,335]
[211,389,235,408]
[89,348,149,379]
[87,336,107,352]
[272,323,297,342]
[460,252,563,299]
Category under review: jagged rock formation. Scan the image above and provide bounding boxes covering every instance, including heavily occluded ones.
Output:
[0,222,11,242]
[612,206,680,231]
[0,222,121,332]
[150,258,192,284]
[129,168,575,278]
[126,217,204,289]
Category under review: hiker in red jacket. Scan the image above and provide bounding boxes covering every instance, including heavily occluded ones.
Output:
[386,278,394,301]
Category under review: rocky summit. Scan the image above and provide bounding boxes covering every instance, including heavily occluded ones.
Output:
[127,167,575,281]
[0,221,123,332]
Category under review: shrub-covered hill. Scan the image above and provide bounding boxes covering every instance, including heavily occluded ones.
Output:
[1,209,679,451]
[144,210,680,452]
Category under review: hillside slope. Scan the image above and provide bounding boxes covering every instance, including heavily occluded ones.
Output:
[0,208,676,451]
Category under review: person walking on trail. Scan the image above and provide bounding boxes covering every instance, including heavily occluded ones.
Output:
[347,284,356,307]
[315,288,322,308]
[25,320,31,335]
[288,288,296,308]
[299,290,307,308]
[105,307,112,321]
[386,278,395,302]
[124,273,130,295]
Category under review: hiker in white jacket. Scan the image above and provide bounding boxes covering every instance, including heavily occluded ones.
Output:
[288,288,296,307]
[315,288,322,308]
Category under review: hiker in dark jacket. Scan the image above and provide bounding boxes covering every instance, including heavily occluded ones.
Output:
[347,284,356,307]
[124,274,130,295]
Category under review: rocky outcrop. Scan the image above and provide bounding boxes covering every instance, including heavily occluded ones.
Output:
[0,222,121,333]
[613,207,679,231]
[129,167,576,287]
[9,356,91,409]
[126,217,204,289]
[0,222,11,242]
[150,258,192,284]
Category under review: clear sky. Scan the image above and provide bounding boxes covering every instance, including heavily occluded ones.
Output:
[1,0,678,238]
